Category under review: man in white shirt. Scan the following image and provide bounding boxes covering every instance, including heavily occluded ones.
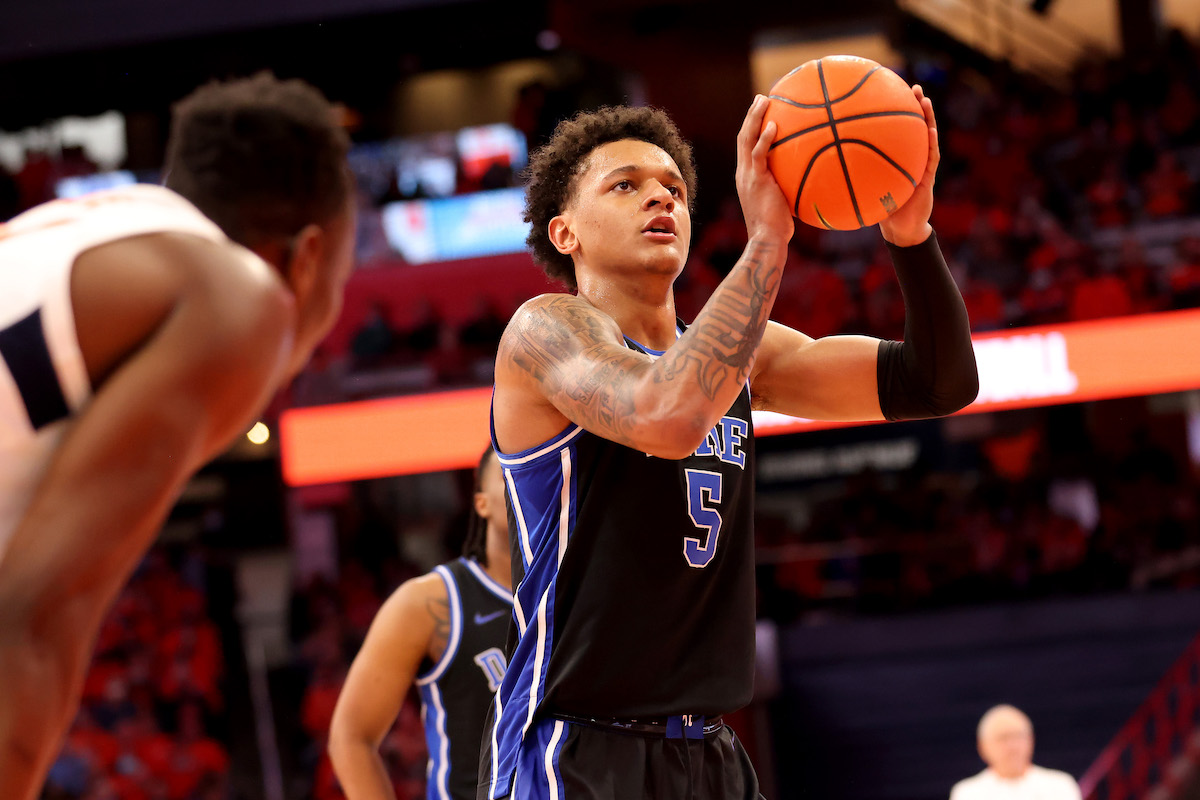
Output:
[950,705,1082,800]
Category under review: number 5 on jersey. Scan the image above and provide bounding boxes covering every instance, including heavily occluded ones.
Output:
[684,469,723,568]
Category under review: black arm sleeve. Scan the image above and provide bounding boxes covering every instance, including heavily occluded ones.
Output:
[876,230,979,421]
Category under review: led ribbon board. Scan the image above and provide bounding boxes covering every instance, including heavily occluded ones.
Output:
[281,309,1200,485]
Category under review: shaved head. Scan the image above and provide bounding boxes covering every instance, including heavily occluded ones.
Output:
[977,705,1034,779]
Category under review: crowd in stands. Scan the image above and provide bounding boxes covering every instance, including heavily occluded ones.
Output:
[41,550,232,800]
[283,559,429,800]
[757,407,1200,622]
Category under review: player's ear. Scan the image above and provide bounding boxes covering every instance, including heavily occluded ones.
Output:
[473,490,489,518]
[282,223,324,304]
[548,215,578,256]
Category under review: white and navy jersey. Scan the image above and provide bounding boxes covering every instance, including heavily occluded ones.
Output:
[481,326,757,800]
[416,557,512,800]
[0,186,231,557]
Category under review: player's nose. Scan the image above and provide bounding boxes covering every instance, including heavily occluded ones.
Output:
[642,179,675,211]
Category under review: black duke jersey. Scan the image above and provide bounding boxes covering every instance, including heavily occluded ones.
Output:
[416,557,512,800]
[482,326,757,799]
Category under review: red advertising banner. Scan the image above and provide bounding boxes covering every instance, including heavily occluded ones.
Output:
[280,309,1200,485]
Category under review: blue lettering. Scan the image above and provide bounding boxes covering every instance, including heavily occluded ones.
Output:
[719,418,748,467]
[692,416,748,468]
[473,647,508,692]
[684,469,723,568]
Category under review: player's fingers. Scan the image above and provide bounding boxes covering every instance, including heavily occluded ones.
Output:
[752,121,776,165]
[924,125,940,185]
[922,94,938,133]
[738,95,765,150]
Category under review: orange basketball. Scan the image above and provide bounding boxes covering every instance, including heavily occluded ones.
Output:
[763,55,928,231]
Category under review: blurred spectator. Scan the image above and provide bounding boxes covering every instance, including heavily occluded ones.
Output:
[161,703,229,800]
[512,80,550,149]
[773,252,851,340]
[1114,238,1165,314]
[458,296,509,367]
[950,706,1081,800]
[960,269,1007,332]
[301,657,346,742]
[1141,152,1193,219]
[1085,160,1133,228]
[693,196,749,277]
[350,303,399,369]
[1168,236,1200,308]
[1067,256,1132,322]
[402,300,445,358]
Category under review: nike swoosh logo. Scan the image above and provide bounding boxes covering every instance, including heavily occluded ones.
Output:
[474,610,507,625]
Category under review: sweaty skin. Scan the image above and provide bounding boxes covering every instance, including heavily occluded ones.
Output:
[0,193,356,800]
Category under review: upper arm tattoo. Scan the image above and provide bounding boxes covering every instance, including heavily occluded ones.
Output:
[500,295,646,447]
[426,594,451,664]
[501,240,782,445]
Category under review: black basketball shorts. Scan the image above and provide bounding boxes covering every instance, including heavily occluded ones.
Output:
[481,713,764,800]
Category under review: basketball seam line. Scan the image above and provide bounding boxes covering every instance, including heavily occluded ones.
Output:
[818,59,865,229]
[767,64,881,110]
[831,65,881,103]
[840,139,920,187]
[768,110,925,152]
[793,138,917,220]
[795,141,842,220]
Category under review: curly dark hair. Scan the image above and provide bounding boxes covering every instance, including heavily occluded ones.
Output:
[164,72,350,249]
[523,105,697,289]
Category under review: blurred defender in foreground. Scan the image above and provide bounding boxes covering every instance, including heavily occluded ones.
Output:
[0,73,355,800]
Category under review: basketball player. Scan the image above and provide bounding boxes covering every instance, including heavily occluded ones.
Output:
[480,88,978,799]
[330,447,512,800]
[0,73,355,800]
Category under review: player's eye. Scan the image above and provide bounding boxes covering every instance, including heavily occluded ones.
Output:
[614,180,633,191]
[667,185,681,196]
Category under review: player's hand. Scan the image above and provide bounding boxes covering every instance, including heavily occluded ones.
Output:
[879,84,938,247]
[736,94,794,245]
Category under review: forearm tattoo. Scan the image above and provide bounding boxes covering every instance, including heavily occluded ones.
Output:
[657,240,781,398]
[501,239,782,445]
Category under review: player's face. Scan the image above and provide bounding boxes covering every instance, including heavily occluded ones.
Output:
[560,139,691,283]
[286,191,358,376]
[980,717,1033,778]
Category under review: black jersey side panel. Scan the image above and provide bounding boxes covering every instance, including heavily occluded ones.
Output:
[416,558,511,800]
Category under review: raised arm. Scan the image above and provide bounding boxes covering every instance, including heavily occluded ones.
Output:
[329,575,447,800]
[494,96,795,459]
[750,85,979,422]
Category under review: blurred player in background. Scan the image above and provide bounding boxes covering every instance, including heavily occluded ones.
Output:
[481,90,978,799]
[330,447,512,800]
[0,73,355,800]
[951,705,1082,800]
